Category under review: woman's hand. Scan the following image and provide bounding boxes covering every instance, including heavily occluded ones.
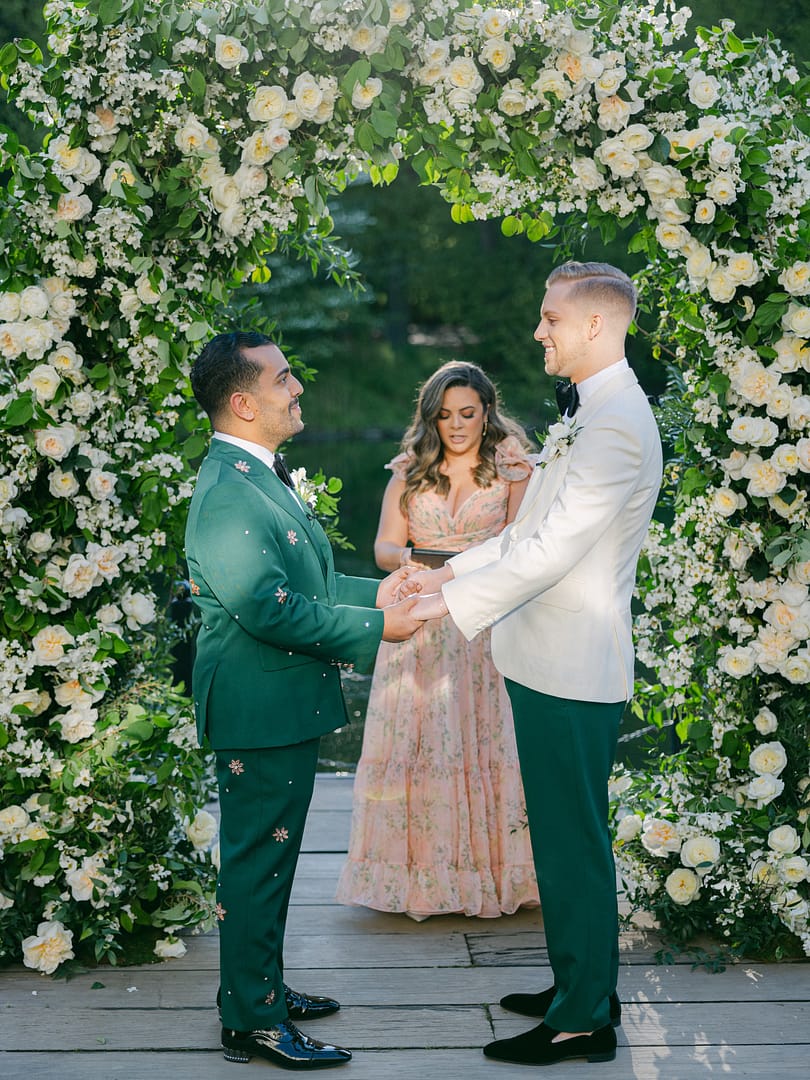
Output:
[375,564,420,608]
[396,564,454,599]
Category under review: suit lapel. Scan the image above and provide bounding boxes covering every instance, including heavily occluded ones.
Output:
[206,441,332,576]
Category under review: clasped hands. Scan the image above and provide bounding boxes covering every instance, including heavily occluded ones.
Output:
[376,564,452,641]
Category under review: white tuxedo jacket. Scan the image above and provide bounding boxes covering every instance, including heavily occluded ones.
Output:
[443,366,662,703]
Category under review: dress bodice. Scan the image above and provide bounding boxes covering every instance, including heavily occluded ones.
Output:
[386,436,532,551]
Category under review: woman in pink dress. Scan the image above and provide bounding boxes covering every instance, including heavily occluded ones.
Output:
[336,362,540,918]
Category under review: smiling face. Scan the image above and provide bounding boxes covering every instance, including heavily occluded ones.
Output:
[533,280,594,382]
[235,342,304,450]
[435,384,487,458]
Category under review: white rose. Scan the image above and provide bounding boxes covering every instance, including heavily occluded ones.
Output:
[680,836,721,872]
[779,855,809,883]
[773,335,806,374]
[31,624,74,665]
[641,817,682,855]
[292,73,324,119]
[571,157,604,190]
[55,679,95,707]
[135,276,161,306]
[219,204,247,238]
[742,454,786,498]
[744,773,785,807]
[694,199,716,224]
[49,468,80,498]
[389,0,413,25]
[654,198,690,225]
[22,920,75,974]
[0,291,21,320]
[615,814,642,841]
[119,290,139,317]
[688,71,721,108]
[665,867,700,904]
[705,173,737,206]
[49,341,82,374]
[154,936,188,959]
[26,363,61,403]
[711,486,744,517]
[768,824,801,854]
[707,266,737,302]
[447,87,477,111]
[728,415,778,447]
[215,34,248,70]
[28,530,53,554]
[480,37,515,74]
[717,644,756,677]
[751,859,779,886]
[781,649,810,684]
[122,590,156,628]
[749,741,788,777]
[686,244,714,282]
[68,390,94,418]
[103,160,136,190]
[597,94,632,132]
[61,554,99,598]
[753,707,778,735]
[597,140,638,178]
[248,85,287,123]
[56,705,97,743]
[620,123,654,152]
[778,261,810,297]
[655,222,690,251]
[732,359,779,406]
[73,149,101,185]
[0,893,13,910]
[708,138,736,169]
[210,176,241,212]
[231,164,267,199]
[727,252,759,286]
[86,468,117,501]
[480,7,511,36]
[20,285,50,318]
[352,77,383,110]
[19,319,53,359]
[532,69,570,99]
[65,856,105,901]
[35,423,77,461]
[0,805,30,837]
[56,191,93,222]
[186,808,218,850]
[446,56,484,93]
[175,117,212,156]
[349,24,387,56]
[782,302,810,337]
[498,80,529,116]
[641,163,683,198]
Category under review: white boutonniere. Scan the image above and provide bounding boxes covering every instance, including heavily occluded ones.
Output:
[537,417,582,467]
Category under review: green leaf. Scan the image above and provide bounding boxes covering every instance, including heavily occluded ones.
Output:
[501,215,522,237]
[124,720,155,742]
[370,109,398,139]
[4,393,34,427]
[186,321,210,342]
[0,42,18,75]
[340,59,372,97]
[98,0,123,26]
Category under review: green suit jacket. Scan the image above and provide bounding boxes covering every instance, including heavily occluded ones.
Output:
[184,439,384,749]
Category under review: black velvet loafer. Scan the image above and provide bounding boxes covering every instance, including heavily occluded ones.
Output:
[216,984,341,1022]
[499,985,622,1027]
[222,1020,351,1068]
[483,1021,617,1065]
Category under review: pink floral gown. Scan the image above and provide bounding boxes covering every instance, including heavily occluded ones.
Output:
[336,436,540,917]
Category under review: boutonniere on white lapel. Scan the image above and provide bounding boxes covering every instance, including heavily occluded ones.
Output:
[536,417,582,467]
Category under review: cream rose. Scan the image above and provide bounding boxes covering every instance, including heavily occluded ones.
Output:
[655,222,690,251]
[572,157,605,190]
[87,468,117,501]
[498,80,529,116]
[35,423,77,461]
[56,191,92,222]
[597,94,632,132]
[186,808,218,850]
[680,835,721,872]
[22,920,75,974]
[175,116,212,155]
[615,814,642,841]
[0,805,30,837]
[708,138,736,169]
[31,624,74,665]
[705,173,737,206]
[749,741,788,777]
[781,650,810,684]
[768,824,801,854]
[352,77,383,110]
[28,530,53,554]
[727,252,759,286]
[292,72,324,119]
[711,486,744,517]
[753,707,778,735]
[779,261,810,296]
[717,644,756,677]
[122,590,156,628]
[154,936,188,959]
[219,204,247,238]
[61,554,99,598]
[480,37,515,74]
[688,71,721,108]
[742,454,786,498]
[389,0,413,25]
[665,867,700,904]
[694,199,716,224]
[707,266,737,303]
[49,468,80,498]
[247,85,287,123]
[641,817,682,855]
[780,856,809,883]
[26,363,61,403]
[446,56,484,93]
[0,291,21,320]
[728,415,778,447]
[103,160,136,190]
[745,773,785,807]
[215,34,248,70]
[56,705,97,743]
[479,7,511,36]
[532,69,570,99]
[782,302,810,337]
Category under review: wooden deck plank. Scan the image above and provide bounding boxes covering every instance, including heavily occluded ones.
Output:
[1,774,804,1080]
[2,1044,809,1079]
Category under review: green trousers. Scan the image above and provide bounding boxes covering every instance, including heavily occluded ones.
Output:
[505,681,623,1032]
[215,739,319,1030]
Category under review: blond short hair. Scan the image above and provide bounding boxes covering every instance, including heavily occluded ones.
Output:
[547,261,637,323]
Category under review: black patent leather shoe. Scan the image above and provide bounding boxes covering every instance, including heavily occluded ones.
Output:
[483,1021,617,1065]
[222,1020,351,1068]
[216,984,340,1022]
[500,985,621,1027]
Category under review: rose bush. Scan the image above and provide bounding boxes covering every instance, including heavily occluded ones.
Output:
[0,0,807,969]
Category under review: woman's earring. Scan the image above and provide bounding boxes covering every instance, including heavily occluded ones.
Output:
[482,416,488,438]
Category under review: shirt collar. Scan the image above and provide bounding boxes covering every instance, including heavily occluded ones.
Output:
[575,358,629,406]
[213,431,278,473]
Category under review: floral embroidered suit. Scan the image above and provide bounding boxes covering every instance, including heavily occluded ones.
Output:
[185,438,383,1031]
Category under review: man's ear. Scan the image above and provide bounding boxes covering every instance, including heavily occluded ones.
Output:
[229,390,255,422]
[587,312,604,340]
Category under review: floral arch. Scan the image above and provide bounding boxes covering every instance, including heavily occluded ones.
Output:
[0,0,808,973]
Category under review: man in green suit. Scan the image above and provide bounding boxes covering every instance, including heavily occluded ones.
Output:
[185,331,421,1069]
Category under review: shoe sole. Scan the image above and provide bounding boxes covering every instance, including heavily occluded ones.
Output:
[484,1049,617,1066]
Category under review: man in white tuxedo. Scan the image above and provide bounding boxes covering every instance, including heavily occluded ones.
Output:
[407,262,663,1066]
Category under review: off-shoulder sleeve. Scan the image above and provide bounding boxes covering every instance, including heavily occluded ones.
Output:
[384,451,411,481]
[495,435,532,482]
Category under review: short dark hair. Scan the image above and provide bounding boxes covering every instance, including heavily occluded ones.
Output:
[547,261,637,322]
[190,331,275,422]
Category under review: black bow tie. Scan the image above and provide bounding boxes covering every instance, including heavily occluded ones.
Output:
[274,453,294,488]
[555,379,580,418]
